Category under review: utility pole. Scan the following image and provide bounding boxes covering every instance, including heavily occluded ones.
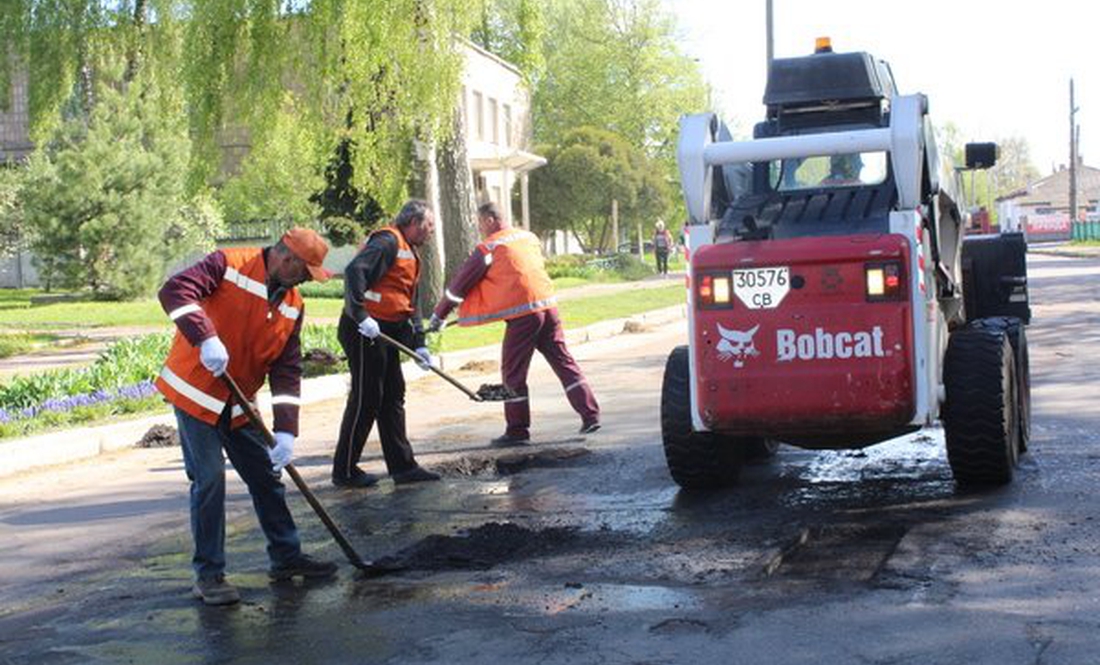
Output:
[1070,78,1079,225]
[611,199,619,254]
[765,0,774,73]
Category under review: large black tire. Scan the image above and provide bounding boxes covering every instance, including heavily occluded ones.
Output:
[969,316,1030,452]
[661,346,743,489]
[943,321,1021,486]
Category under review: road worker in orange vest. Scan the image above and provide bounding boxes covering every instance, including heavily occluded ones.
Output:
[156,227,338,606]
[428,201,601,446]
[331,199,441,488]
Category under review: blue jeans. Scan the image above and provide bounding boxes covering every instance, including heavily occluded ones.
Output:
[175,408,301,580]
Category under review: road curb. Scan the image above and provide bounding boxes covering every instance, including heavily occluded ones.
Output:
[1029,245,1100,259]
[0,303,686,478]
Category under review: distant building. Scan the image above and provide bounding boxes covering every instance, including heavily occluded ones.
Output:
[460,40,545,229]
[0,40,548,286]
[997,160,1100,241]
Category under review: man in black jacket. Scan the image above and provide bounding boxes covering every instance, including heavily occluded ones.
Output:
[332,199,441,488]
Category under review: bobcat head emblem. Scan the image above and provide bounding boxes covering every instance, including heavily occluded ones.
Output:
[716,323,760,368]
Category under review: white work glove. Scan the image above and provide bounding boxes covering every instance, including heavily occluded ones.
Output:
[414,346,434,370]
[269,431,295,472]
[427,314,447,333]
[199,336,229,377]
[358,316,380,339]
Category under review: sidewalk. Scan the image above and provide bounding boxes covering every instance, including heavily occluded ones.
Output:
[0,301,686,478]
[1028,242,1100,259]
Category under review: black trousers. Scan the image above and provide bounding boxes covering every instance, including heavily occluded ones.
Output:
[655,249,670,274]
[332,314,417,479]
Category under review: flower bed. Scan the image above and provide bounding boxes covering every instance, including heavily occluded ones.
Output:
[0,325,344,440]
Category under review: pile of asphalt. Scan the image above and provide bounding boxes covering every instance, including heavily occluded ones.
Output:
[371,522,582,571]
[135,424,178,448]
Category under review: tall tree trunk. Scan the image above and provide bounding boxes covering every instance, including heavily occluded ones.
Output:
[436,107,479,281]
[411,139,444,319]
[124,0,148,85]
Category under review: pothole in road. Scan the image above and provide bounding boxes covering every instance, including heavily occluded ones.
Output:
[433,446,591,477]
[766,523,908,582]
[371,522,588,572]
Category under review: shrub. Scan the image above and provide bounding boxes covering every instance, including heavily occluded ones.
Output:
[323,216,367,248]
[545,254,596,280]
[299,277,346,299]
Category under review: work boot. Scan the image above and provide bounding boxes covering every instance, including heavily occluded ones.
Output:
[391,465,441,485]
[490,432,531,448]
[192,575,241,606]
[579,420,601,435]
[332,469,380,489]
[269,554,338,581]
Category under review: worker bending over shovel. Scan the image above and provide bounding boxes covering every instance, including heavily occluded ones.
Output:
[332,199,441,488]
[156,228,338,606]
[429,202,601,446]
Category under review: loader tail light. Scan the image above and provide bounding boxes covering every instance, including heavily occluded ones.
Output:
[865,261,905,301]
[697,271,733,309]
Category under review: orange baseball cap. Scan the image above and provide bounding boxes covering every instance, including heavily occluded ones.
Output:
[281,227,333,282]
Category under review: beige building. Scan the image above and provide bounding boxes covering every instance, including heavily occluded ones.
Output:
[459,40,545,228]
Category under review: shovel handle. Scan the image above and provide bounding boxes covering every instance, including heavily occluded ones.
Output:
[221,372,371,569]
[375,331,483,402]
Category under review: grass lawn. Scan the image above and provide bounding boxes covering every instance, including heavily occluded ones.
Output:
[430,283,685,354]
[0,278,686,334]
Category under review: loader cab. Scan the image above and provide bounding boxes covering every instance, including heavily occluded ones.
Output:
[716,49,901,243]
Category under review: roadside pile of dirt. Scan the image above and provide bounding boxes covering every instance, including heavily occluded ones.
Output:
[459,359,498,373]
[303,349,344,378]
[135,424,178,448]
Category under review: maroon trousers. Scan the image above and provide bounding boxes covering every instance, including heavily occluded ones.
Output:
[501,308,599,438]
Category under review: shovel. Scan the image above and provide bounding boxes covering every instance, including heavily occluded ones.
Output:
[222,372,403,578]
[375,331,514,402]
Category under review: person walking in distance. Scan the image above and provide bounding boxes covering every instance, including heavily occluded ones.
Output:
[332,199,441,488]
[653,220,674,276]
[156,228,338,606]
[428,202,600,446]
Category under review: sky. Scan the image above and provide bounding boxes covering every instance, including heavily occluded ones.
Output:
[669,0,1098,176]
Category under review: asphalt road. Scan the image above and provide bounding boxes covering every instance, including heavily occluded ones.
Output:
[1,253,1098,664]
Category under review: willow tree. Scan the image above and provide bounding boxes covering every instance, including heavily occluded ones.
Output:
[180,1,475,211]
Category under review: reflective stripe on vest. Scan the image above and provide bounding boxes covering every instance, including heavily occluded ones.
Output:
[457,296,558,326]
[362,227,419,322]
[456,229,555,326]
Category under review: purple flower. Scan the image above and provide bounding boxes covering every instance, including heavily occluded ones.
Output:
[3,380,161,425]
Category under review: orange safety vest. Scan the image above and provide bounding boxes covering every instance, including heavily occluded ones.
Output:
[362,226,420,322]
[457,228,556,326]
[155,247,304,429]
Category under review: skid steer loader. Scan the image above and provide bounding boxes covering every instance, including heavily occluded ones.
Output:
[664,41,1031,489]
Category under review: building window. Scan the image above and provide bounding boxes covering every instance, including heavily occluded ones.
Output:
[503,104,512,148]
[489,98,499,145]
[473,91,484,141]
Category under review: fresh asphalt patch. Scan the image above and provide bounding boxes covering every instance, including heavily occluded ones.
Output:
[367,522,603,572]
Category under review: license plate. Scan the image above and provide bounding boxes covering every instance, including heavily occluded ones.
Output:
[733,266,790,309]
